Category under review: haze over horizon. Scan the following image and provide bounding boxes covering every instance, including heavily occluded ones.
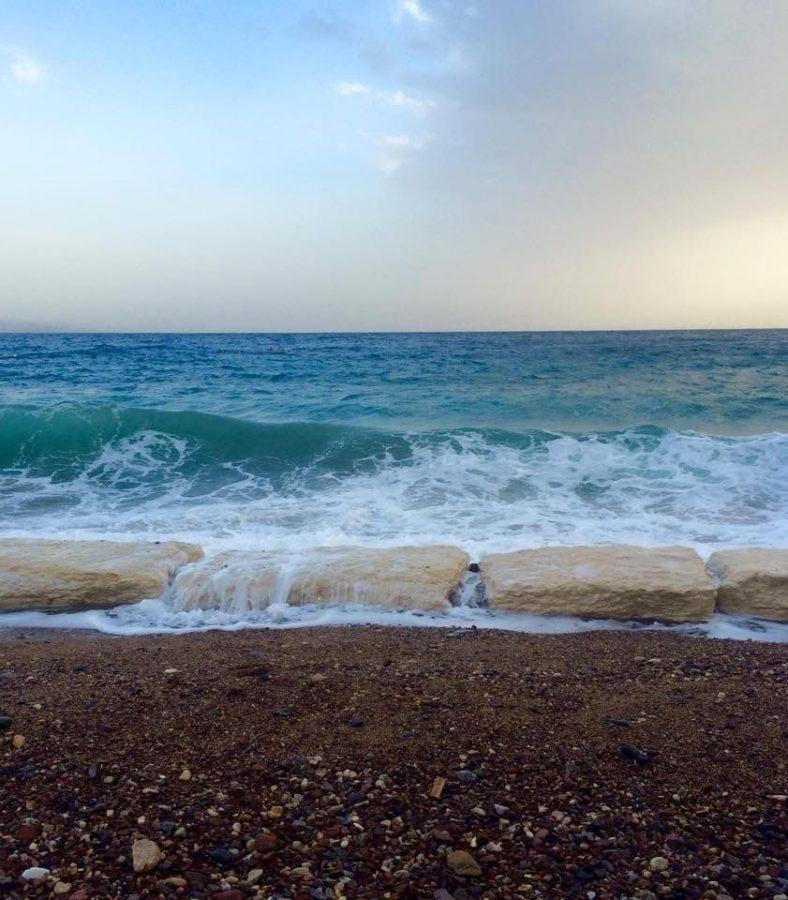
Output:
[2,1,787,332]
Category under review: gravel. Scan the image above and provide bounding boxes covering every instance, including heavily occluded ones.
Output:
[0,625,785,898]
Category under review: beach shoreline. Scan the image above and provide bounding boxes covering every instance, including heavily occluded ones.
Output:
[1,626,785,897]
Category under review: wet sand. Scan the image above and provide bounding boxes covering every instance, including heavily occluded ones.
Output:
[0,626,786,898]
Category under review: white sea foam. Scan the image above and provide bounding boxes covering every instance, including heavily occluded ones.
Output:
[1,601,786,642]
[1,428,786,557]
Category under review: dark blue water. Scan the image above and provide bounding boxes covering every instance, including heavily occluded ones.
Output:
[0,330,786,554]
[2,331,786,432]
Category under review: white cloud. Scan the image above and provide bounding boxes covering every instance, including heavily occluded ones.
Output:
[336,83,435,116]
[336,81,372,97]
[5,46,45,85]
[396,0,432,24]
[391,90,434,115]
[379,133,430,175]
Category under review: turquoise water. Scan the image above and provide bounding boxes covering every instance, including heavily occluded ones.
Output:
[0,330,786,554]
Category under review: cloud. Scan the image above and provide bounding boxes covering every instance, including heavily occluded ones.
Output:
[396,0,432,25]
[335,82,435,116]
[5,46,45,85]
[336,81,372,97]
[379,133,430,175]
[391,90,434,115]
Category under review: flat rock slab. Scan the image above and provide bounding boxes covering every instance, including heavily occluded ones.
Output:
[480,545,716,623]
[0,539,204,612]
[172,545,470,613]
[707,548,788,621]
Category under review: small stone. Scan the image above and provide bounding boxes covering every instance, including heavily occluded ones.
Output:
[21,867,49,881]
[268,805,284,819]
[213,892,244,900]
[163,668,179,674]
[247,868,264,884]
[254,831,278,853]
[649,856,669,872]
[209,847,235,867]
[429,776,447,799]
[162,877,188,888]
[458,769,477,784]
[179,768,192,781]
[620,744,650,765]
[53,882,72,895]
[446,849,482,877]
[132,838,163,873]
[17,822,39,842]
[349,716,365,727]
[174,826,187,838]
[12,734,25,749]
[0,715,11,731]
[309,673,326,683]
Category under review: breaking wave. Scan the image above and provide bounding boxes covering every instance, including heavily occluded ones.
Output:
[0,403,785,556]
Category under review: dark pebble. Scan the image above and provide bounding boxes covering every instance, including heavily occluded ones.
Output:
[209,847,236,866]
[620,744,651,765]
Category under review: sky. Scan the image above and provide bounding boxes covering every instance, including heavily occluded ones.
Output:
[1,0,787,331]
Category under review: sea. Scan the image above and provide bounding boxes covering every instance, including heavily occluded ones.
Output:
[1,330,786,639]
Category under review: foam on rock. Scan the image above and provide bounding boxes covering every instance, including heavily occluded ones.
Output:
[171,545,470,613]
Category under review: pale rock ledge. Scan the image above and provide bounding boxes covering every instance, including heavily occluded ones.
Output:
[480,545,716,623]
[0,538,204,612]
[707,548,788,621]
[171,545,470,613]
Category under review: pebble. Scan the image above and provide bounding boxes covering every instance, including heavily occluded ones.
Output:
[53,882,72,895]
[458,769,477,784]
[254,831,278,852]
[446,849,482,877]
[247,868,264,884]
[21,867,49,881]
[12,734,25,749]
[209,847,236,867]
[132,838,163,873]
[0,715,11,731]
[349,715,365,727]
[179,768,192,781]
[268,805,284,818]
[649,856,669,872]
[621,744,650,765]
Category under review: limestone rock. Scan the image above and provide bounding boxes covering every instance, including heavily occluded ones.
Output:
[481,545,715,623]
[171,550,281,612]
[707,548,788,621]
[132,838,163,873]
[172,546,469,613]
[286,546,469,612]
[0,538,203,612]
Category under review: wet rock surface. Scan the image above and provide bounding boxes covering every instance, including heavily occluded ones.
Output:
[0,626,785,898]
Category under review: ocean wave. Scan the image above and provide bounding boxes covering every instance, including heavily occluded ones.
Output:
[0,403,785,554]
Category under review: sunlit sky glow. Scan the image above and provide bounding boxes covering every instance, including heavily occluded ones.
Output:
[1,1,787,331]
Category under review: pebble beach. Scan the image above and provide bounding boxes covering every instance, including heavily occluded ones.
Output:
[1,626,786,899]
